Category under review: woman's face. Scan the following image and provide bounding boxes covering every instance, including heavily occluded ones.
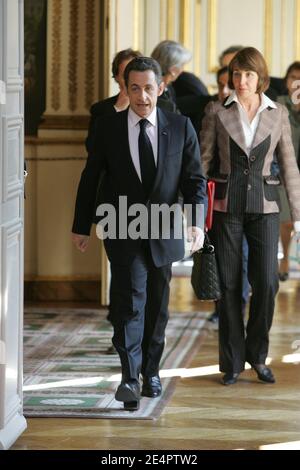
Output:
[286,69,300,98]
[232,68,259,99]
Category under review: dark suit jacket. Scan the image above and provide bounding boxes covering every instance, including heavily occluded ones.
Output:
[173,71,209,98]
[176,94,214,134]
[86,94,177,152]
[72,108,207,267]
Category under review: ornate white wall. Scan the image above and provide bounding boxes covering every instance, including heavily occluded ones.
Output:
[0,0,27,449]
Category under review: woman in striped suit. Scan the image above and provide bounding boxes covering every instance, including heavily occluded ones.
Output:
[200,47,300,385]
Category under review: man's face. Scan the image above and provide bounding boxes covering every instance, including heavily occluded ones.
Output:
[221,52,237,67]
[126,70,164,118]
[286,69,300,98]
[217,71,231,101]
[115,58,134,90]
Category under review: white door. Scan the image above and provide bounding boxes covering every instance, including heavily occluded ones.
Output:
[0,0,27,449]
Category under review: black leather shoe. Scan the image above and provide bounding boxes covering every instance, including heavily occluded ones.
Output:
[251,364,275,383]
[115,381,140,410]
[141,375,162,397]
[221,372,239,385]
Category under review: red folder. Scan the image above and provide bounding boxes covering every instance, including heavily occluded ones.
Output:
[205,180,215,230]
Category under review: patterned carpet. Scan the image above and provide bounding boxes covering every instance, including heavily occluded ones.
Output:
[23,308,207,420]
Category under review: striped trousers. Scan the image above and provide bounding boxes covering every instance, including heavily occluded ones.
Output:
[210,211,280,373]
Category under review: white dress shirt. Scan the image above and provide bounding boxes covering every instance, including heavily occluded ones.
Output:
[225,91,277,155]
[128,107,158,181]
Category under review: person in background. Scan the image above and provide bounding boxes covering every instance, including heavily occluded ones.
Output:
[151,40,192,112]
[86,48,142,153]
[216,66,231,101]
[277,61,300,281]
[177,66,233,134]
[173,70,209,99]
[200,47,300,386]
[219,45,244,67]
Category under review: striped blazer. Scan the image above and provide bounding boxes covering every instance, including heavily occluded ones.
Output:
[200,99,300,220]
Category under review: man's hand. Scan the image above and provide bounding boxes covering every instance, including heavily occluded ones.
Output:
[115,89,130,111]
[187,226,204,254]
[71,233,90,252]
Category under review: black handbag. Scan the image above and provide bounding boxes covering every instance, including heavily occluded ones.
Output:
[191,234,222,301]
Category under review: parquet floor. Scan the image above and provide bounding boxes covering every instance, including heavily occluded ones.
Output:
[13,277,300,450]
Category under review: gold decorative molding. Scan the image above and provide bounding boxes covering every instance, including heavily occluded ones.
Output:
[167,0,175,39]
[160,0,167,39]
[25,135,85,146]
[39,114,90,130]
[51,0,62,110]
[99,0,110,100]
[85,0,96,110]
[133,0,140,50]
[180,0,191,49]
[69,0,79,112]
[280,0,286,75]
[295,0,300,59]
[264,0,273,70]
[24,156,86,161]
[194,0,201,76]
[207,0,218,73]
[115,0,119,53]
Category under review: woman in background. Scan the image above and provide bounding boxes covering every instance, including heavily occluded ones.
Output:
[277,62,300,281]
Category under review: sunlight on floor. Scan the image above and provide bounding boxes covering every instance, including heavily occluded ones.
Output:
[23,356,279,391]
[24,360,275,392]
[23,376,105,391]
[260,440,300,450]
[281,353,300,364]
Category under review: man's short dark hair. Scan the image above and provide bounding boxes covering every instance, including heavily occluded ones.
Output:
[284,61,300,82]
[124,57,162,87]
[111,48,142,79]
[219,45,244,66]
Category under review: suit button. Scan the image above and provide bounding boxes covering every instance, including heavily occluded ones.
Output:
[250,155,256,162]
[244,169,249,175]
[247,184,252,190]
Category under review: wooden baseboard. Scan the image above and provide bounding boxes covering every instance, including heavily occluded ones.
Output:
[24,280,101,302]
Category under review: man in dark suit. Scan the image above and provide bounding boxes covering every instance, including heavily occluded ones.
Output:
[72,57,206,411]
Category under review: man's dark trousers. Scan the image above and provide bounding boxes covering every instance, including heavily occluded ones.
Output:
[108,241,172,381]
